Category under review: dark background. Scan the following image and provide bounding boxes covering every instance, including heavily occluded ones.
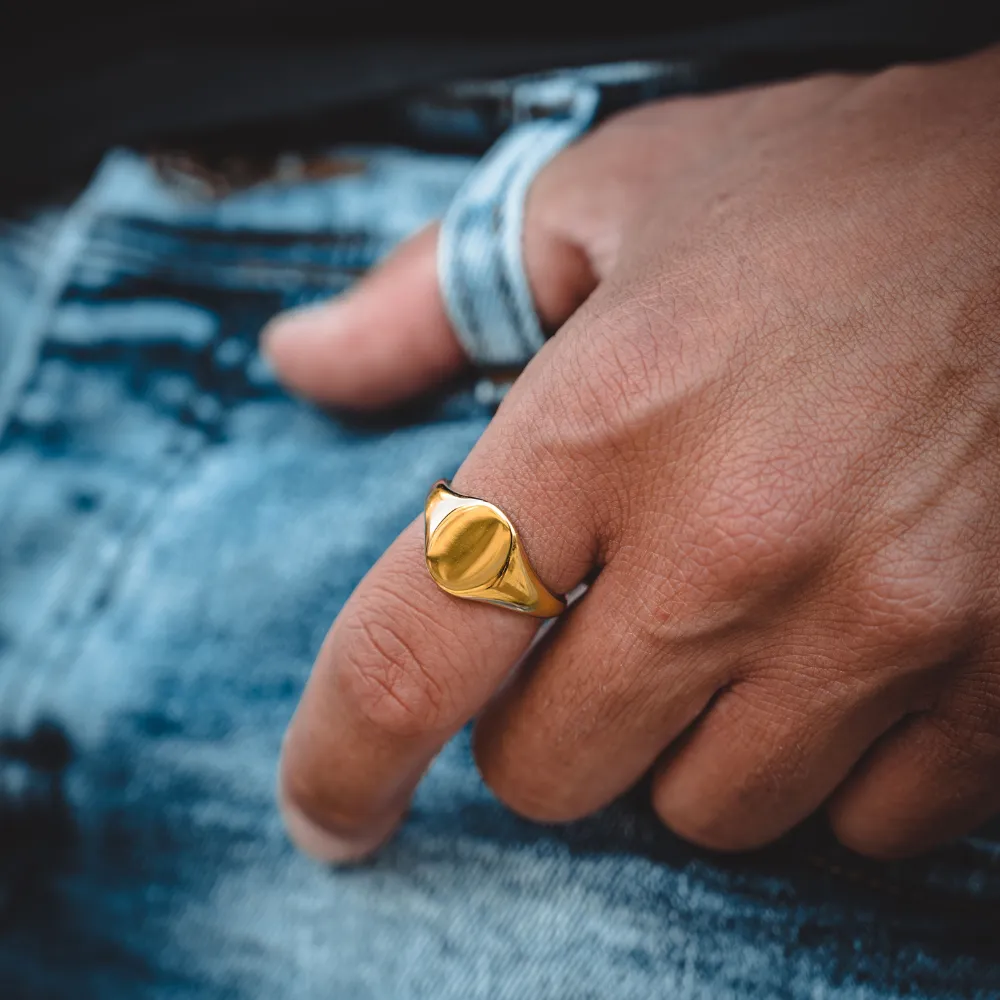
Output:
[3,1,1000,203]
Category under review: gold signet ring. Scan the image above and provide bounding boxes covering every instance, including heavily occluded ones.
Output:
[424,481,566,618]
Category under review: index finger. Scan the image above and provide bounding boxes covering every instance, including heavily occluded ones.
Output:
[278,449,594,863]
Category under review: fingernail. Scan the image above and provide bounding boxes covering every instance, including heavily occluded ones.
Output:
[261,301,339,353]
[279,795,399,866]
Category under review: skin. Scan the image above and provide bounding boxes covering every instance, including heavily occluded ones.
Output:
[265,47,1000,864]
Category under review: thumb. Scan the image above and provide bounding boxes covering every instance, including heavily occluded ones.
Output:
[262,187,599,411]
[261,224,461,411]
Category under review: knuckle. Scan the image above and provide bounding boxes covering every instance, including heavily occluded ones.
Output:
[653,788,763,852]
[696,512,811,601]
[829,810,920,861]
[702,462,827,582]
[854,547,973,652]
[652,766,779,854]
[646,467,829,632]
[552,289,699,450]
[700,465,826,590]
[338,600,452,739]
[927,685,1000,761]
[650,687,810,853]
[474,729,590,825]
[483,769,586,825]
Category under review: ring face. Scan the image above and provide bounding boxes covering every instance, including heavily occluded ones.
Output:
[424,482,566,618]
[425,500,513,593]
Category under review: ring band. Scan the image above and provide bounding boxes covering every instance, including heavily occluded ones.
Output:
[424,481,566,618]
[436,78,601,368]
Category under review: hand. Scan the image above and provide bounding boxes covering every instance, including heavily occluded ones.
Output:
[268,48,1000,863]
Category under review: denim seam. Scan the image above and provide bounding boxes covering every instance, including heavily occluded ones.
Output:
[0,431,209,735]
[0,189,104,447]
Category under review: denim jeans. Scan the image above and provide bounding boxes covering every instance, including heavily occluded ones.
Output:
[1,70,999,1000]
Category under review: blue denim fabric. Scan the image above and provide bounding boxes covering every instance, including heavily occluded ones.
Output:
[1,81,1000,1000]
